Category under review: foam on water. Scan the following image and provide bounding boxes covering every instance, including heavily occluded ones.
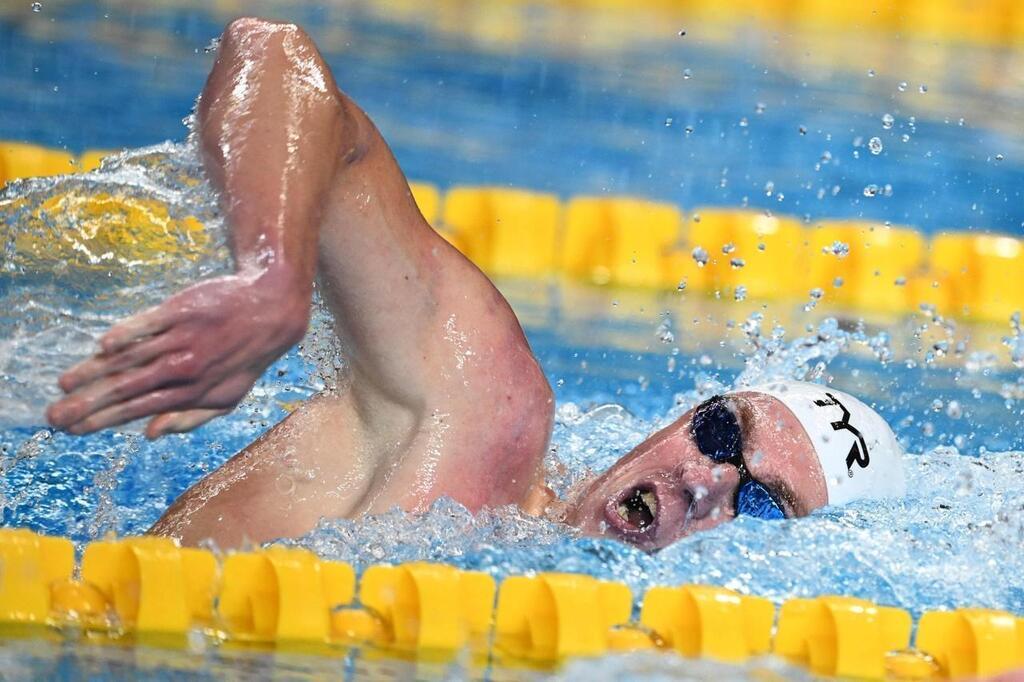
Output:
[0,140,231,427]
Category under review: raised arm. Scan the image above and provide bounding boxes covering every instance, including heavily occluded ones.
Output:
[47,18,547,449]
[49,17,557,545]
[46,19,345,436]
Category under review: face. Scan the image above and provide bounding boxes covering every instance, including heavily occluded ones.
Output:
[565,392,828,551]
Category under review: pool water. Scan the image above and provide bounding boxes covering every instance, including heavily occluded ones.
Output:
[2,1,1024,679]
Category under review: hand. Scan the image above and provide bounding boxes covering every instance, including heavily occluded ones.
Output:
[46,270,310,438]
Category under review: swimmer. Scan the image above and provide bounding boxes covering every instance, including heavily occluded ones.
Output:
[44,17,906,551]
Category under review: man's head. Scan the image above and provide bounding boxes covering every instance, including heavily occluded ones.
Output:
[566,381,906,550]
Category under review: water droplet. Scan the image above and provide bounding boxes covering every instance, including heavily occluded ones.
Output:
[655,319,675,344]
[691,246,709,267]
[1003,312,1024,368]
[757,243,766,252]
[755,102,766,114]
[946,400,963,419]
[919,84,928,93]
[897,81,908,92]
[833,276,844,287]
[894,276,907,286]
[730,258,745,269]
[677,29,687,36]
[863,184,880,197]
[881,113,895,129]
[684,125,694,136]
[275,473,296,495]
[734,285,747,301]
[739,117,749,128]
[30,1,41,11]
[682,68,692,80]
[901,134,911,143]
[664,117,673,127]
[823,241,850,258]
[867,68,876,77]
[798,125,808,135]
[868,137,883,155]
[677,279,687,292]
[15,430,51,461]
[995,153,1004,162]
[803,288,824,311]
[722,243,736,254]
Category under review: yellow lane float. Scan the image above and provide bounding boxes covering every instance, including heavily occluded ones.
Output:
[443,185,561,277]
[916,607,1024,679]
[356,562,494,653]
[773,595,912,679]
[0,141,76,184]
[494,572,632,660]
[640,583,774,662]
[562,196,682,288]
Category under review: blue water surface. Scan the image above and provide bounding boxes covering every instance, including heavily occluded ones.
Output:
[1,2,1024,680]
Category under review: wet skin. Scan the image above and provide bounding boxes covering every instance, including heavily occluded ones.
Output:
[45,17,826,550]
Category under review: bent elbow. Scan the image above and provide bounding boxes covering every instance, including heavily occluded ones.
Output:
[222,17,305,44]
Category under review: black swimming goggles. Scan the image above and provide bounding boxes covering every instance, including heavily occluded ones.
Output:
[690,395,788,520]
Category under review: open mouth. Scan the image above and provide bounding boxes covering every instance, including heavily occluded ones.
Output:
[606,484,660,535]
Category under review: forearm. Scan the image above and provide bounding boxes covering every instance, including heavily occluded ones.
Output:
[197,18,357,296]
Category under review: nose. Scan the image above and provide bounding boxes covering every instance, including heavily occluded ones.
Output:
[677,458,741,521]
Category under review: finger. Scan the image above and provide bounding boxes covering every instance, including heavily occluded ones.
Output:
[99,306,177,354]
[146,408,229,438]
[59,333,180,393]
[67,387,198,435]
[49,354,198,428]
[145,372,254,438]
[202,371,258,409]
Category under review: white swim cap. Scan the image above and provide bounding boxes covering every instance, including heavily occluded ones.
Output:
[740,380,906,505]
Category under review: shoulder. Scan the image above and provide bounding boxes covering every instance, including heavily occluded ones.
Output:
[422,292,555,510]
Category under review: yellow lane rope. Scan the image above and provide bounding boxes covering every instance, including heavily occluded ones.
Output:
[0,528,1021,678]
[2,141,1019,323]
